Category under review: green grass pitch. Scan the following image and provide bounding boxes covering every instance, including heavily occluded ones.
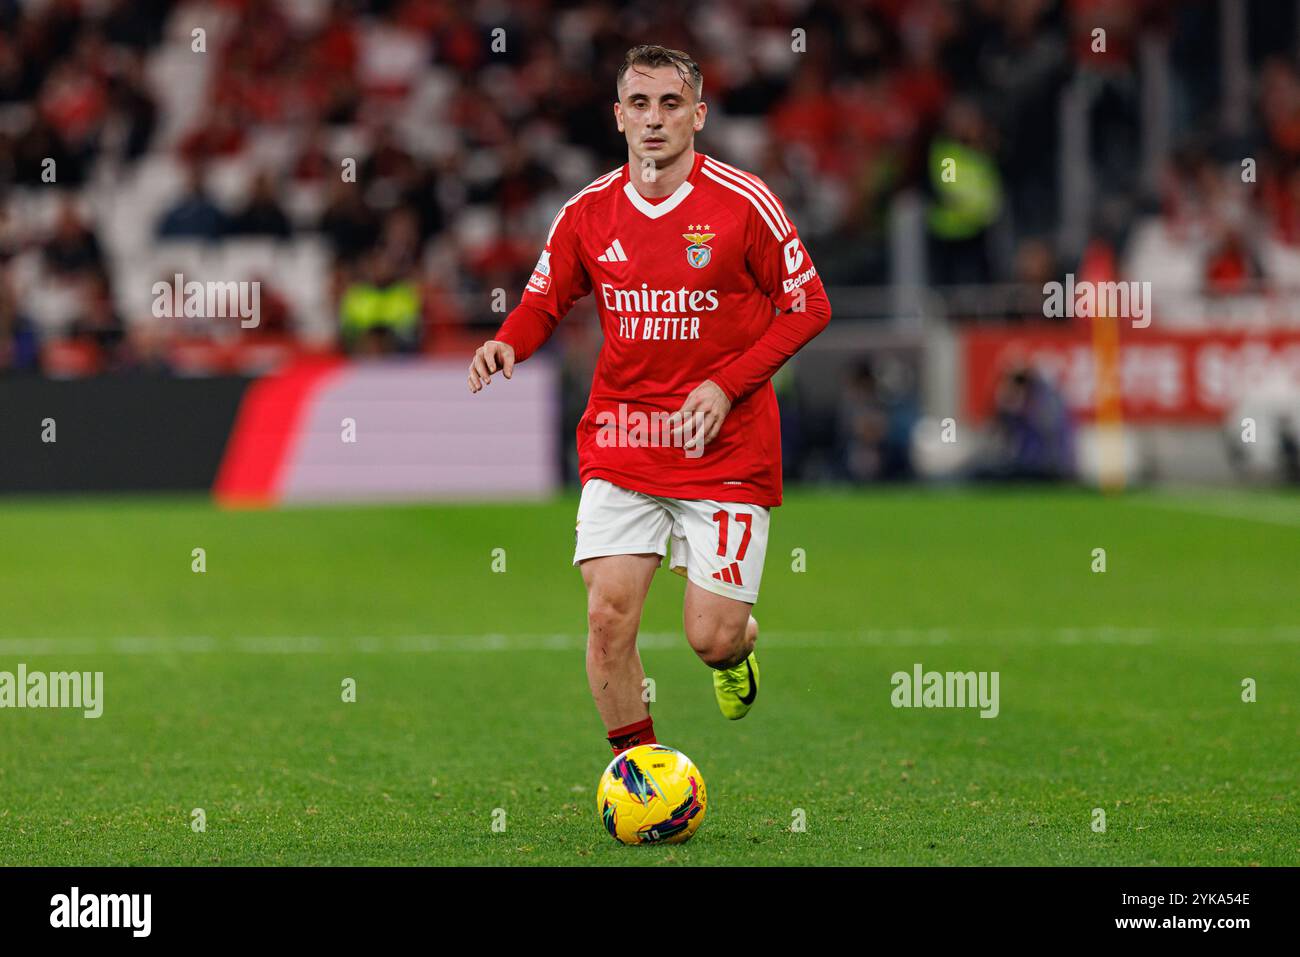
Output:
[0,488,1296,866]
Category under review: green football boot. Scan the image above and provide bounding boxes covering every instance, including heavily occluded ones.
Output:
[713,650,759,720]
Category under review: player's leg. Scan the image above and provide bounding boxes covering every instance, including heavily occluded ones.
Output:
[573,479,674,752]
[683,582,756,668]
[683,582,761,719]
[668,498,770,719]
[580,553,660,741]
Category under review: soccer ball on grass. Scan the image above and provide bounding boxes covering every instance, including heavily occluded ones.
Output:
[596,744,707,845]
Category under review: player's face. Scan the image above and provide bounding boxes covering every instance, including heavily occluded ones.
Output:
[615,65,706,168]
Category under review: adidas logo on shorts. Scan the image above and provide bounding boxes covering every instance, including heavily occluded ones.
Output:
[712,562,744,586]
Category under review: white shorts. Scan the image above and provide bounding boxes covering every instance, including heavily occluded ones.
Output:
[573,478,770,604]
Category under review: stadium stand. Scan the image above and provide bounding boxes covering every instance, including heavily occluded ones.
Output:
[3,0,1299,486]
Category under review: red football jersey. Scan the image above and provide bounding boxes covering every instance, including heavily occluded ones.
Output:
[495,150,831,506]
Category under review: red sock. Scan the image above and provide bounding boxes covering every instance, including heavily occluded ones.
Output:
[607,716,656,755]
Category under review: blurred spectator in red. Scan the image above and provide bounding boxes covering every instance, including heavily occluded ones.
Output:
[421,272,471,354]
[1068,0,1138,74]
[39,35,108,163]
[465,210,536,311]
[433,7,487,74]
[1260,58,1300,158]
[177,102,246,163]
[292,124,333,183]
[1203,229,1263,296]
[312,1,360,76]
[1261,160,1300,245]
[770,64,839,173]
[246,274,294,338]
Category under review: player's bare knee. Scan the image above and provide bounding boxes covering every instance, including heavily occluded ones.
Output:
[691,620,749,670]
[698,642,746,670]
[586,591,639,648]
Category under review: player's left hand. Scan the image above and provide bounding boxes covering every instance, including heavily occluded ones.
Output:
[672,379,731,452]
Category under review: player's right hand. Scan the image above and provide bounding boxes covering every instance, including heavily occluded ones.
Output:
[468,340,515,393]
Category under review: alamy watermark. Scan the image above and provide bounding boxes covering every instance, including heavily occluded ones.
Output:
[1043,273,1151,328]
[891,663,999,718]
[0,664,103,718]
[594,402,704,459]
[151,274,260,328]
[50,887,150,937]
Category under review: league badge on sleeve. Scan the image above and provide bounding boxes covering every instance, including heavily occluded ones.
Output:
[526,249,552,294]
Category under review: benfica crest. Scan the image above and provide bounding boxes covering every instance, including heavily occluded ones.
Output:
[683,225,715,269]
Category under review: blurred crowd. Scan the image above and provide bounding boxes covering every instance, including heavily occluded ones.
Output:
[0,0,1297,465]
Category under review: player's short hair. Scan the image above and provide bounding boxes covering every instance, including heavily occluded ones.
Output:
[616,45,703,102]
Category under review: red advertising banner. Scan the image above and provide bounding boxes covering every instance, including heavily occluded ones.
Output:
[962,325,1300,423]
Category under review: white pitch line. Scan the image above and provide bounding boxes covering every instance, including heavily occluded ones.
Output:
[0,626,1298,657]
[1128,495,1300,529]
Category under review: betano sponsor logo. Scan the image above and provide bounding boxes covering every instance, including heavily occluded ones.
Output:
[593,402,704,459]
[782,264,817,294]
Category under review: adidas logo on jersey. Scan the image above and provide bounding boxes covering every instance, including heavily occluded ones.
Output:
[597,239,628,262]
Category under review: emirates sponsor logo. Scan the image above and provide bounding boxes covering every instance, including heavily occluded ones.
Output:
[600,282,719,315]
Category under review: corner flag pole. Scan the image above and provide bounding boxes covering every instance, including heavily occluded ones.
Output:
[1080,241,1125,493]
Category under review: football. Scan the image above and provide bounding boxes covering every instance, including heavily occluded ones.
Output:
[597,744,708,845]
